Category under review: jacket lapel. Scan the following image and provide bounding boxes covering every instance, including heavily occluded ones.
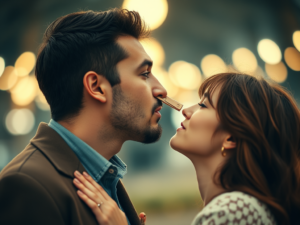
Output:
[30,122,86,177]
[117,180,141,225]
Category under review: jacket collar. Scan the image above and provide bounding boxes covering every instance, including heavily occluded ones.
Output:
[30,122,141,225]
[31,122,86,177]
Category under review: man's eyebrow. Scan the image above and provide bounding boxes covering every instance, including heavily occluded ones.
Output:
[136,59,153,72]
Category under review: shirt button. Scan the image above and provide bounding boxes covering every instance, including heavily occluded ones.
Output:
[108,169,114,174]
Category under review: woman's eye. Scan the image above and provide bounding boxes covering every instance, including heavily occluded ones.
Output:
[198,103,206,108]
[141,72,150,78]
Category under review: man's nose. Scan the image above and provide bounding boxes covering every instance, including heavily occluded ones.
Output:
[152,78,167,98]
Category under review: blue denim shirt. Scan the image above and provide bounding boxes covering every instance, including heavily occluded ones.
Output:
[48,119,130,224]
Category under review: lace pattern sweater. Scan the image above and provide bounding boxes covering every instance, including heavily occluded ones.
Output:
[191,191,276,225]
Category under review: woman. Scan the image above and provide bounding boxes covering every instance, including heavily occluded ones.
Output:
[73,73,300,224]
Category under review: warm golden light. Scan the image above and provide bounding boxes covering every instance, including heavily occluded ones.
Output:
[284,47,300,71]
[232,48,257,73]
[35,90,50,111]
[0,57,5,77]
[152,66,178,98]
[257,39,282,64]
[168,61,202,90]
[265,62,287,83]
[141,38,165,66]
[122,0,168,30]
[14,52,36,77]
[0,66,18,90]
[5,109,35,135]
[10,76,38,106]
[293,31,300,52]
[200,54,227,77]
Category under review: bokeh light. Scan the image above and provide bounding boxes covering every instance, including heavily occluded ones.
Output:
[0,66,18,90]
[0,57,5,77]
[5,109,35,135]
[293,31,300,52]
[265,62,287,83]
[152,66,178,98]
[284,47,300,71]
[257,39,282,64]
[10,75,39,106]
[0,141,10,169]
[141,38,165,66]
[232,47,257,73]
[14,51,36,77]
[168,61,201,90]
[35,90,50,111]
[200,54,227,77]
[122,0,168,30]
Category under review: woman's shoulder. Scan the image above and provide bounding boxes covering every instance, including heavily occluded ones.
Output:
[191,191,276,225]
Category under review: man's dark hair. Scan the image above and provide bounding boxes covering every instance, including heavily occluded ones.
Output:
[35,8,150,121]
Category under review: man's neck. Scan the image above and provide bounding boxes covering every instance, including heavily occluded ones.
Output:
[58,116,124,160]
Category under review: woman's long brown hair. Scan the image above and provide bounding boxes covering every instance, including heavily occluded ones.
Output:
[199,73,300,224]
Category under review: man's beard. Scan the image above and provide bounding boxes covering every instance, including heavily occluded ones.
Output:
[110,85,162,143]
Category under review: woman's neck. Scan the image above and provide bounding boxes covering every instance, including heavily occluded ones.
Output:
[190,154,227,206]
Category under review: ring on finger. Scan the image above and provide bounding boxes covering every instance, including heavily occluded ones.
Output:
[97,202,104,208]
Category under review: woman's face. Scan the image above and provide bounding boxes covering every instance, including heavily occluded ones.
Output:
[170,86,229,157]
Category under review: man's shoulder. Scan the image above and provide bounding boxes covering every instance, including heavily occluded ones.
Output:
[0,143,45,178]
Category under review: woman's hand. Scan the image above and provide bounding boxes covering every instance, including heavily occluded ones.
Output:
[73,171,128,225]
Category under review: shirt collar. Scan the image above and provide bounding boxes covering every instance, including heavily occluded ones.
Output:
[48,119,127,182]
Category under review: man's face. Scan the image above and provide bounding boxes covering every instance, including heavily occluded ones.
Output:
[110,36,167,143]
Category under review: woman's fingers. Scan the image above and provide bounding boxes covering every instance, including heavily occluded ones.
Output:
[74,171,98,193]
[77,190,103,223]
[82,171,111,200]
[77,189,128,225]
[73,177,105,204]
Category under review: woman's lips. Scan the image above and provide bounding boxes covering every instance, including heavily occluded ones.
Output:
[177,122,186,131]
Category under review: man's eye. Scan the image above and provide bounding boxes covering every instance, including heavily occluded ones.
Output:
[141,72,150,78]
[198,103,206,108]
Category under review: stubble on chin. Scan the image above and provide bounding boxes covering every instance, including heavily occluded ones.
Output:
[110,85,162,143]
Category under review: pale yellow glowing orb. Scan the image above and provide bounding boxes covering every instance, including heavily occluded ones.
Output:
[5,108,35,135]
[200,54,227,77]
[0,57,5,77]
[257,39,282,64]
[265,62,287,83]
[293,31,300,52]
[0,66,18,90]
[284,47,300,71]
[35,90,50,111]
[232,48,257,73]
[141,38,165,66]
[122,0,168,30]
[169,61,202,90]
[10,76,38,106]
[15,52,36,77]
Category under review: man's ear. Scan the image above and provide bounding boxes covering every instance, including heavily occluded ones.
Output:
[222,135,236,150]
[83,71,110,103]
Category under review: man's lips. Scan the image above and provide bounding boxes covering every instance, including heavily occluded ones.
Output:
[154,106,162,117]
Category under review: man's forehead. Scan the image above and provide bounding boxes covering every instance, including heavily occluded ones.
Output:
[117,35,151,61]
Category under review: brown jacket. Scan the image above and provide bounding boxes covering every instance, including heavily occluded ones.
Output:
[0,123,141,225]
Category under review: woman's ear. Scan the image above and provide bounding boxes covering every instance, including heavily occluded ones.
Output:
[83,71,110,103]
[223,135,236,150]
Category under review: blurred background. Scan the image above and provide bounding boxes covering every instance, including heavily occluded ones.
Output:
[0,0,300,224]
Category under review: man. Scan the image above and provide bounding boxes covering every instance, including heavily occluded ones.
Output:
[0,8,166,225]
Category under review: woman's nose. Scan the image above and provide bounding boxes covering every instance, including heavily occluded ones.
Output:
[182,107,192,119]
